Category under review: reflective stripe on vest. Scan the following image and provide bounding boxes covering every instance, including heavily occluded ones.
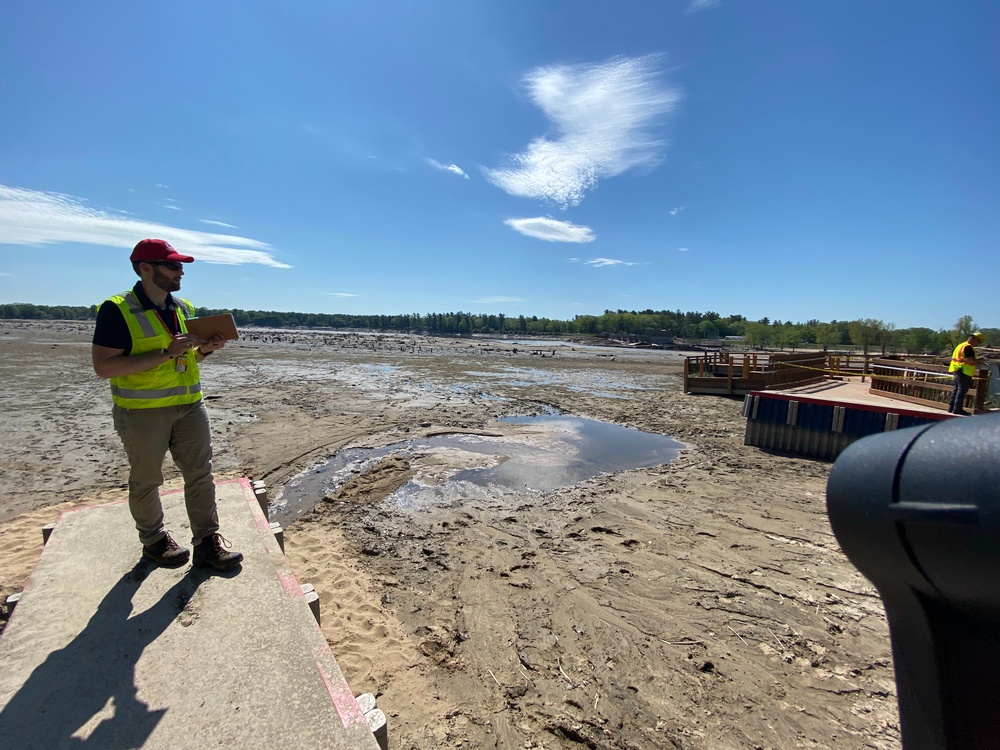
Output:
[111,382,202,400]
[123,291,157,337]
[107,291,203,409]
[949,341,976,377]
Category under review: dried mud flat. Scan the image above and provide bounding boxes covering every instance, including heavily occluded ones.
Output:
[0,320,900,749]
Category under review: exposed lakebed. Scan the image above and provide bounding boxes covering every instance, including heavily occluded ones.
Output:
[273,413,683,524]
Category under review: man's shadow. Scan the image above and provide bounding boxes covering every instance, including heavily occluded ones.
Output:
[0,560,230,749]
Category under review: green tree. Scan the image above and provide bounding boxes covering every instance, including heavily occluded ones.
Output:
[948,315,978,348]
[815,323,840,352]
[778,323,801,351]
[902,327,938,355]
[848,318,882,356]
[743,322,769,350]
[877,322,898,355]
[697,319,719,340]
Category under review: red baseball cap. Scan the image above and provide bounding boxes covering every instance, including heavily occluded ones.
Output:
[130,238,194,263]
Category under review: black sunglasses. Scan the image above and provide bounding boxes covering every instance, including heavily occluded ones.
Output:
[146,261,184,271]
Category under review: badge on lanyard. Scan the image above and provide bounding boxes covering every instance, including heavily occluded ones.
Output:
[175,355,188,373]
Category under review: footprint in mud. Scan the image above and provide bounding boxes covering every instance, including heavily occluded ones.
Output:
[175,586,200,627]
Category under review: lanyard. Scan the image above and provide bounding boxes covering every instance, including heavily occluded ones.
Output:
[152,305,188,372]
[152,306,181,336]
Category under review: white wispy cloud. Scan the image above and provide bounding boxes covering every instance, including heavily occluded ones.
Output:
[162,204,182,211]
[200,219,238,229]
[687,0,721,12]
[427,159,470,179]
[320,292,359,297]
[585,258,636,267]
[504,217,595,243]
[473,295,526,304]
[0,185,290,268]
[677,247,689,252]
[669,206,686,216]
[485,55,680,208]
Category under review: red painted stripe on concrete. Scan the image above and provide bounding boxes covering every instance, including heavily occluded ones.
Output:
[252,511,272,537]
[277,569,302,597]
[317,661,369,729]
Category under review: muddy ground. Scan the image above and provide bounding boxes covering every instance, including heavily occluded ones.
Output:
[0,320,899,749]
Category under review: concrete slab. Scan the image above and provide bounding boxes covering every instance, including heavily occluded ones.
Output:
[0,478,380,750]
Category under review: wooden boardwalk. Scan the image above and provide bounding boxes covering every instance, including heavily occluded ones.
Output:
[0,478,382,750]
[773,378,946,413]
[686,351,991,414]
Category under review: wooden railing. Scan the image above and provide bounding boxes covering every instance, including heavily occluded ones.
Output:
[684,351,992,411]
[869,359,990,413]
[684,351,832,395]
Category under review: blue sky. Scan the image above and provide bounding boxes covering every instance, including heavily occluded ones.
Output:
[1,1,997,330]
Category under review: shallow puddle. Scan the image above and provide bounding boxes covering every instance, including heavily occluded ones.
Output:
[273,414,682,524]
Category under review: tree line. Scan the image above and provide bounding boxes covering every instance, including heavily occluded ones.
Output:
[0,302,992,355]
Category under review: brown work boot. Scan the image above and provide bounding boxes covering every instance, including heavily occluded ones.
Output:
[142,532,190,567]
[193,533,243,570]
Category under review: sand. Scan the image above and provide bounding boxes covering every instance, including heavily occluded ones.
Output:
[0,320,900,749]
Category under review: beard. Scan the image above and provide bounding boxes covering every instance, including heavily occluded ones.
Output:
[152,267,182,293]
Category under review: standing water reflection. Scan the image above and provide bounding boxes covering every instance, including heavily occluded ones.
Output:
[273,414,683,523]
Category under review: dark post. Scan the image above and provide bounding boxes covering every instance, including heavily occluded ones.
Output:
[972,367,990,414]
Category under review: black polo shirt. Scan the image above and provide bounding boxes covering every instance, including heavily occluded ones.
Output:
[92,282,182,354]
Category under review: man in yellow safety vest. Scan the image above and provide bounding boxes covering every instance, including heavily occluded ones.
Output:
[947,331,985,416]
[92,239,243,570]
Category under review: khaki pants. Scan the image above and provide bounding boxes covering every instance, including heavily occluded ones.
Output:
[113,400,220,546]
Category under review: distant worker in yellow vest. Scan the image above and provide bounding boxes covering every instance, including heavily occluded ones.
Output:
[92,239,243,570]
[947,331,986,416]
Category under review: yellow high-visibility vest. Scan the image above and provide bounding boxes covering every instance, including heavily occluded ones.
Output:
[948,341,977,377]
[107,291,202,409]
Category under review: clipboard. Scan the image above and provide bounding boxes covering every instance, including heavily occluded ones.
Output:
[185,313,239,341]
